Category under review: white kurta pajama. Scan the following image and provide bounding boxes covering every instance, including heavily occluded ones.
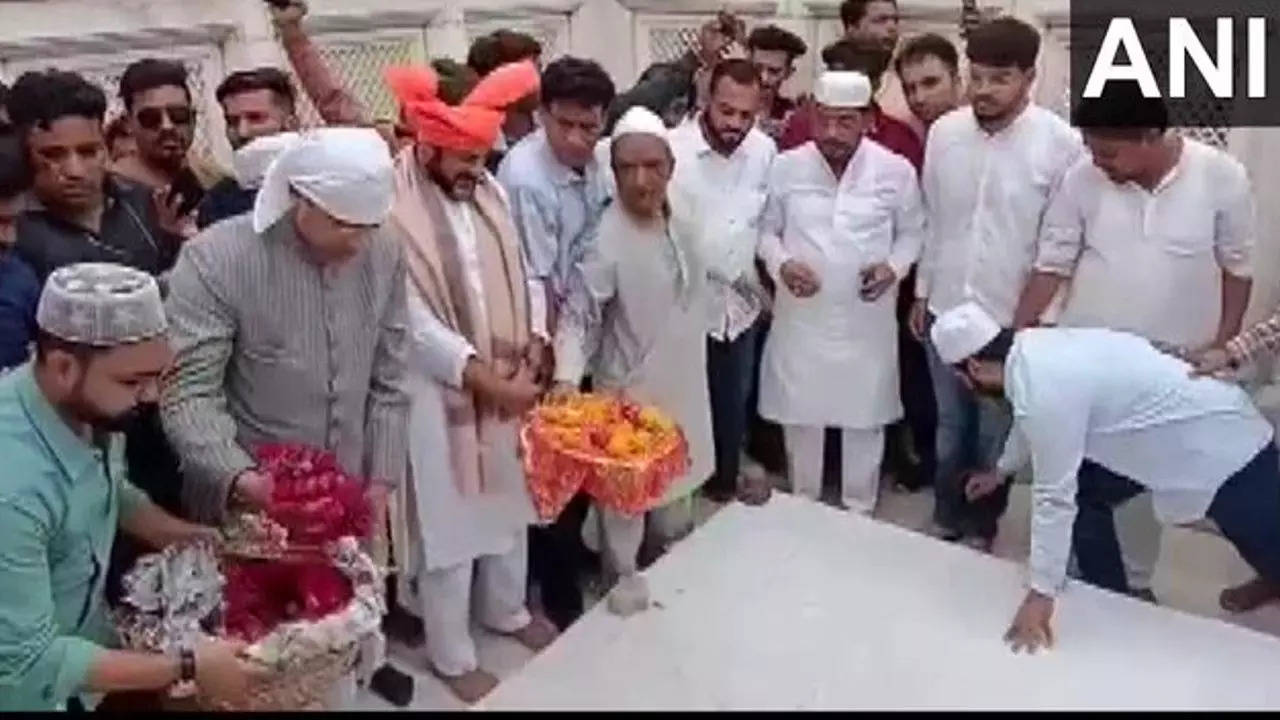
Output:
[554,195,716,574]
[397,177,544,678]
[758,140,925,513]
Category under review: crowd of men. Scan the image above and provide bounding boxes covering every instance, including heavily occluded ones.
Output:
[4,0,1280,711]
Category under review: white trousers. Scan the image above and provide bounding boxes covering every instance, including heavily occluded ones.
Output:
[418,532,532,677]
[1116,491,1162,592]
[784,425,884,515]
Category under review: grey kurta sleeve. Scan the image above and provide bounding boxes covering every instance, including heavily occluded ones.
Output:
[161,243,254,523]
[553,235,616,385]
[363,258,411,488]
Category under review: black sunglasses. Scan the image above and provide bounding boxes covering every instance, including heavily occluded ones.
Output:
[135,105,196,130]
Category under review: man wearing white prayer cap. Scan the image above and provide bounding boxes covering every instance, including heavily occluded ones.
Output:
[160,127,415,697]
[756,69,925,516]
[0,262,271,711]
[553,105,715,616]
[934,307,1280,658]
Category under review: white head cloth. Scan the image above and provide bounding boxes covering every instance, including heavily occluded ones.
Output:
[814,71,873,109]
[252,127,394,234]
[37,263,166,346]
[233,131,301,190]
[930,301,1002,364]
[612,106,669,142]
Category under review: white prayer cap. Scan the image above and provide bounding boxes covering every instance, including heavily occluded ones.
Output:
[252,127,394,234]
[814,71,873,109]
[233,131,300,190]
[611,106,668,142]
[930,301,1002,364]
[36,263,166,347]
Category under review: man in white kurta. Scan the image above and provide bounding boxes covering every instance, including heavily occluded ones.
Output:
[758,71,924,515]
[1011,82,1256,601]
[667,60,776,505]
[553,107,715,615]
[385,61,556,704]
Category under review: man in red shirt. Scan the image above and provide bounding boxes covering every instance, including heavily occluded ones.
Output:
[777,38,923,172]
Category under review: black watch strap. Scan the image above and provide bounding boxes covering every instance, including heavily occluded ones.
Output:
[179,647,196,683]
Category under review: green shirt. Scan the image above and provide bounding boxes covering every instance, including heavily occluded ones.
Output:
[0,364,148,710]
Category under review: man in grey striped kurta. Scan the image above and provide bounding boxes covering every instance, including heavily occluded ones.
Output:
[161,212,409,524]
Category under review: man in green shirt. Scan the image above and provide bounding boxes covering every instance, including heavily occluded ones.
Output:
[0,262,264,710]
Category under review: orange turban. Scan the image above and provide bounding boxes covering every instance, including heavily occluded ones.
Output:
[386,60,540,152]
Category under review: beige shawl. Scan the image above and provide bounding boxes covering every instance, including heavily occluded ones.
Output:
[390,149,531,495]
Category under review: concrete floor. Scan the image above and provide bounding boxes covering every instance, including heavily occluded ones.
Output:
[352,479,1280,710]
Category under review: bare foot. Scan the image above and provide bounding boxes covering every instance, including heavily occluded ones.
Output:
[737,471,772,506]
[1220,576,1280,613]
[432,667,499,705]
[961,535,994,554]
[506,613,559,651]
[607,573,650,616]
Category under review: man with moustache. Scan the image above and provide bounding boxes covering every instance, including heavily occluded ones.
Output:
[160,127,415,704]
[383,61,558,704]
[0,263,263,710]
[111,59,228,236]
[914,17,1082,550]
[553,106,716,617]
[758,71,924,515]
[667,59,776,505]
[197,68,301,229]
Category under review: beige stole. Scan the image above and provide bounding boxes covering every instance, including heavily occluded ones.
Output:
[389,149,531,496]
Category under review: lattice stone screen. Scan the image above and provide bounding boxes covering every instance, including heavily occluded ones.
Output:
[289,29,427,127]
[4,46,227,163]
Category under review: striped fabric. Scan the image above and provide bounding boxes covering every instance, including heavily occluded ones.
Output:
[1226,313,1280,366]
[160,214,410,524]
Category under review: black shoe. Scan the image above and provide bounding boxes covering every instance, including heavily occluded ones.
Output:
[382,605,425,647]
[369,665,415,708]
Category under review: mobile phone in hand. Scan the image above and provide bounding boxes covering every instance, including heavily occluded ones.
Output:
[165,167,205,217]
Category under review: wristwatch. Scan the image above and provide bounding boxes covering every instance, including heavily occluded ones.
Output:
[179,647,196,684]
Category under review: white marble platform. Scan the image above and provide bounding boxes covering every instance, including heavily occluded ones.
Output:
[479,493,1280,711]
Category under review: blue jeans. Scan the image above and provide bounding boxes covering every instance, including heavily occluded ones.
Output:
[1073,443,1280,594]
[705,320,761,495]
[924,319,1013,538]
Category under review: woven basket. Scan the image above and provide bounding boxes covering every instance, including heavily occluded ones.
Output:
[162,644,360,711]
[116,537,384,711]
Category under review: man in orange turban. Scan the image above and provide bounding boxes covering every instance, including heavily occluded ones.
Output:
[383,60,558,704]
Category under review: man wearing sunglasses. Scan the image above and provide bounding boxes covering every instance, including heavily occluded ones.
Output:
[112,59,228,238]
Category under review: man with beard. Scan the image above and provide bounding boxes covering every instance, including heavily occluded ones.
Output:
[553,106,716,617]
[913,17,1082,551]
[382,60,558,704]
[9,70,185,283]
[666,59,775,505]
[497,55,615,631]
[758,71,924,515]
[196,69,301,229]
[778,38,922,170]
[1012,82,1255,605]
[0,263,264,710]
[112,59,227,237]
[160,127,414,704]
[746,25,808,143]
